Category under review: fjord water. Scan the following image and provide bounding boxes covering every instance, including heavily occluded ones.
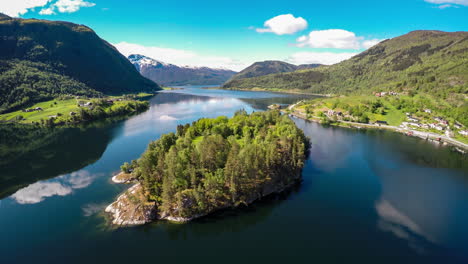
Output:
[0,87,467,264]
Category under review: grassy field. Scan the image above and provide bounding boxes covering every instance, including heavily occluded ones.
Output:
[297,95,407,126]
[0,95,150,125]
[0,99,80,123]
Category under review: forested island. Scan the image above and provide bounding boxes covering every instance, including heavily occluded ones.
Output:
[106,110,309,225]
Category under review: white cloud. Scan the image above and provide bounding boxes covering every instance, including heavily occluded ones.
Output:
[296,29,362,49]
[0,0,52,17]
[114,42,248,71]
[286,51,358,65]
[435,3,462,8]
[39,0,95,15]
[0,0,95,17]
[256,14,308,35]
[296,29,383,50]
[425,0,468,5]
[39,7,55,15]
[54,0,95,13]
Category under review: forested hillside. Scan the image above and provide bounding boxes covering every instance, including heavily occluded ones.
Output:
[225,60,321,84]
[0,14,159,113]
[223,31,468,102]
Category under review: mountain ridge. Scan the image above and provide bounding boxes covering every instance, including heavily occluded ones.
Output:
[222,30,468,100]
[225,60,321,84]
[128,54,237,86]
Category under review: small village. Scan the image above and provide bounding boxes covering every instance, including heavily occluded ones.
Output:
[399,110,467,139]
[272,93,468,153]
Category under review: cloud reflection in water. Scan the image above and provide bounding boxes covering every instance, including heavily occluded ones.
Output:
[11,170,97,204]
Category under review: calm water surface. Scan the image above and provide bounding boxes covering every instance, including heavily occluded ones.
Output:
[0,87,467,263]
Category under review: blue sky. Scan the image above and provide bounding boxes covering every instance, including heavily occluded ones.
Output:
[2,0,468,70]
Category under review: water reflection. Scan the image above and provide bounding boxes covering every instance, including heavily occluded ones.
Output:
[0,125,113,199]
[295,117,468,257]
[11,170,98,204]
[1,88,468,263]
[82,203,108,217]
[294,119,357,172]
[374,165,468,252]
[123,93,255,137]
[375,198,435,254]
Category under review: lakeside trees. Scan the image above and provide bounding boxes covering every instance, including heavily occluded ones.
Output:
[125,110,309,219]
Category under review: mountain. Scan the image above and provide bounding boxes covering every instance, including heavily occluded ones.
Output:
[128,54,236,86]
[222,30,468,98]
[225,60,321,84]
[0,15,159,113]
[296,64,322,70]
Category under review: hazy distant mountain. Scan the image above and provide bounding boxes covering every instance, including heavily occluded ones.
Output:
[224,60,321,86]
[128,54,237,86]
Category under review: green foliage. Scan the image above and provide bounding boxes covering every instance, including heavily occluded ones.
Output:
[121,162,132,173]
[0,16,160,113]
[129,110,309,218]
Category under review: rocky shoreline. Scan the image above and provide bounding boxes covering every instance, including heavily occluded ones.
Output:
[111,172,137,184]
[106,172,302,226]
[105,183,157,225]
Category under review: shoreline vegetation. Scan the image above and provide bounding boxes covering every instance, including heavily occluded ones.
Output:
[0,93,153,127]
[283,95,468,152]
[106,110,309,225]
[205,86,332,97]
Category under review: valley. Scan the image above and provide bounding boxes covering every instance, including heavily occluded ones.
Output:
[0,2,467,263]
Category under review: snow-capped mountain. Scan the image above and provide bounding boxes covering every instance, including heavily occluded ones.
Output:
[128,54,237,86]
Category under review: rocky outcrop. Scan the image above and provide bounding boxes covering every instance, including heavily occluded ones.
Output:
[111,172,137,184]
[105,184,157,226]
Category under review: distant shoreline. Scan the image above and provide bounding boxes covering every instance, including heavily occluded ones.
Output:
[203,86,332,97]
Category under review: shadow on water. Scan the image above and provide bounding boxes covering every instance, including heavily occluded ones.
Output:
[0,121,118,199]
